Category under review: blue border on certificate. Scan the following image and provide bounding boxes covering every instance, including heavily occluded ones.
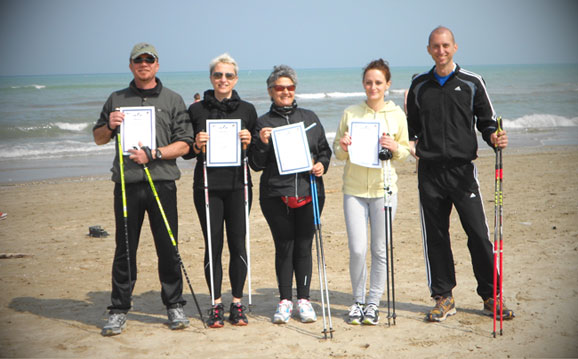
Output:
[271,122,312,175]
[350,120,381,167]
[120,106,155,155]
[207,119,241,167]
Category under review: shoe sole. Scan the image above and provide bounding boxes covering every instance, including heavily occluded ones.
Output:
[230,319,248,326]
[362,318,379,325]
[300,317,317,323]
[272,317,290,324]
[482,308,515,319]
[426,307,457,322]
[208,321,224,328]
[101,322,126,336]
[348,318,362,325]
[169,321,190,330]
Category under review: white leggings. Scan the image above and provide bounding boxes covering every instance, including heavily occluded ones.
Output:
[344,194,397,305]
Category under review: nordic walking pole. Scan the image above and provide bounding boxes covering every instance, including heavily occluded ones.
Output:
[140,158,206,328]
[492,116,504,337]
[116,119,132,305]
[380,145,396,326]
[242,143,253,309]
[202,145,216,307]
[310,173,334,339]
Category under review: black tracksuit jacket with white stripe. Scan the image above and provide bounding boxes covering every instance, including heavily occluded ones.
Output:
[406,64,498,164]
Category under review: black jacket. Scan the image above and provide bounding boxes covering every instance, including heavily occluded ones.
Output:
[406,64,498,164]
[249,103,331,199]
[186,89,257,191]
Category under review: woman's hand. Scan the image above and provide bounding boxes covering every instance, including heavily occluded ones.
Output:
[311,162,324,177]
[380,132,398,152]
[239,129,251,147]
[194,131,209,153]
[339,131,351,152]
[259,127,273,144]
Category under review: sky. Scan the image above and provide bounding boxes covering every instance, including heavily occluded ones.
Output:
[0,0,577,76]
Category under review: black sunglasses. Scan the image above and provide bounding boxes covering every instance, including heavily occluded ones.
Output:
[212,72,236,80]
[133,56,156,64]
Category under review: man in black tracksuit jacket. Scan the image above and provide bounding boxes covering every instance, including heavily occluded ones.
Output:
[406,26,514,322]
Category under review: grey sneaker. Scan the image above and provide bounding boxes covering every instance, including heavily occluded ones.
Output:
[362,303,379,325]
[348,303,364,325]
[167,305,190,330]
[101,313,127,336]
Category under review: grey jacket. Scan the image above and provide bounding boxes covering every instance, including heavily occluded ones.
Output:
[94,78,194,183]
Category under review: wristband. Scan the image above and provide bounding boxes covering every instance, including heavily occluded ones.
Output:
[106,121,114,131]
[193,143,201,152]
[141,146,154,162]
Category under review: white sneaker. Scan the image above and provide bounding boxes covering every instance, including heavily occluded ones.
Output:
[272,299,293,324]
[298,299,317,323]
[348,302,364,325]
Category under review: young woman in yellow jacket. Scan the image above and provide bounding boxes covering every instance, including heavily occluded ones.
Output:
[333,59,410,325]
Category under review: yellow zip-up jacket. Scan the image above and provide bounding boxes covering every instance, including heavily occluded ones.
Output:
[332,101,410,197]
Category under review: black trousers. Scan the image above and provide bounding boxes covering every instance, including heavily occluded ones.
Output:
[110,181,185,313]
[418,161,497,300]
[194,188,252,300]
[260,196,325,301]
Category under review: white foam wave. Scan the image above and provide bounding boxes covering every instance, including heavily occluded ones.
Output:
[54,122,90,132]
[11,84,46,90]
[296,92,365,100]
[15,122,90,133]
[504,114,578,129]
[389,89,406,95]
[0,140,114,160]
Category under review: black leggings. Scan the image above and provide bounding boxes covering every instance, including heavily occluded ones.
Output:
[260,196,325,301]
[194,188,252,299]
[111,181,184,313]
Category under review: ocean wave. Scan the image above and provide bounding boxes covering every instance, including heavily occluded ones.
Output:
[0,140,114,160]
[10,84,46,90]
[13,122,91,134]
[504,114,578,129]
[296,92,365,100]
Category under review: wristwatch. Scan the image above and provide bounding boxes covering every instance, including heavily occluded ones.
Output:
[155,148,163,160]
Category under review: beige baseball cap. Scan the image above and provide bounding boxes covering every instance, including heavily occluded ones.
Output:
[130,43,158,60]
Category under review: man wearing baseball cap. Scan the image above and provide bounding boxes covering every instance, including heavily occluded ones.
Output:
[93,42,194,336]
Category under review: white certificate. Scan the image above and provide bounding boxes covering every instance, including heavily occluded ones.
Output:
[348,119,381,168]
[120,106,156,155]
[206,119,241,167]
[271,122,312,175]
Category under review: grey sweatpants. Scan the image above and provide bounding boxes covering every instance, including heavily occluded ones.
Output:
[344,194,398,306]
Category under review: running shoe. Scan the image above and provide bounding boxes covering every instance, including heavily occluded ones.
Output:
[207,303,225,328]
[483,297,515,319]
[362,303,379,325]
[167,304,190,330]
[101,313,127,336]
[348,302,364,325]
[0,212,7,220]
[229,302,248,326]
[426,295,456,322]
[297,299,317,323]
[272,299,293,324]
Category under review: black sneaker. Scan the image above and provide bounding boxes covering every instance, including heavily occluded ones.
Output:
[207,303,225,328]
[101,313,127,336]
[228,302,248,326]
[167,304,190,330]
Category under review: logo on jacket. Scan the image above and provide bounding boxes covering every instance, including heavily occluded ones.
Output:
[454,86,462,91]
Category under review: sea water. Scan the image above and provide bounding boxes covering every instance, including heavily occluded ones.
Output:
[0,64,577,183]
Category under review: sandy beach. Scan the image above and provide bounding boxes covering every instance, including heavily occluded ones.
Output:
[0,145,577,358]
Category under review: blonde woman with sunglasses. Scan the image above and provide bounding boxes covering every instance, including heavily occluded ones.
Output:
[185,53,257,328]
